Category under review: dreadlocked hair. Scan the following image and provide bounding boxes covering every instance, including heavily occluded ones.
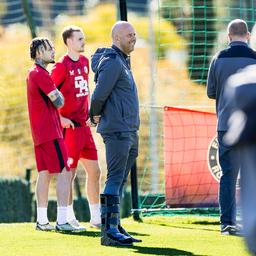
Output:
[30,37,51,60]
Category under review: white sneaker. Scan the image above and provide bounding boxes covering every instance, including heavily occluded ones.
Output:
[221,225,242,236]
[55,222,77,232]
[36,222,55,231]
[90,221,101,229]
[69,219,86,232]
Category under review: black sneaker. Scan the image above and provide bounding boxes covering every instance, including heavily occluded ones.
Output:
[118,225,142,242]
[101,227,133,246]
[221,225,242,236]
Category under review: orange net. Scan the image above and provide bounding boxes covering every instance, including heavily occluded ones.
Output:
[164,106,219,207]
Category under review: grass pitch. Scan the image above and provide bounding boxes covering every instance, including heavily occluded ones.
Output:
[0,216,250,256]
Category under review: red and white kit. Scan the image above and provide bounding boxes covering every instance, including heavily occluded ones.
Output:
[26,64,69,173]
[51,55,98,168]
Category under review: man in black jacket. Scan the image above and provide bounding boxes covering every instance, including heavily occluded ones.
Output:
[89,21,141,246]
[206,19,256,235]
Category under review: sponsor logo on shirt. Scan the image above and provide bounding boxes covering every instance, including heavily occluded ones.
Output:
[74,75,89,97]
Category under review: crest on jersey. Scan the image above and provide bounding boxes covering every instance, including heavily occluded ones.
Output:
[67,157,74,167]
[69,70,74,76]
[84,66,88,74]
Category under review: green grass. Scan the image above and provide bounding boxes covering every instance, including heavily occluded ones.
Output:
[0,216,250,256]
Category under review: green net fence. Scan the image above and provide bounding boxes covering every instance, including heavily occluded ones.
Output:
[134,0,254,215]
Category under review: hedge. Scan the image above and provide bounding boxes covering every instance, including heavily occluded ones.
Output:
[0,177,32,222]
[0,178,134,222]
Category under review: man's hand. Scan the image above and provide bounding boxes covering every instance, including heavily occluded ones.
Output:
[86,115,101,127]
[86,119,97,127]
[60,116,75,129]
[93,115,101,124]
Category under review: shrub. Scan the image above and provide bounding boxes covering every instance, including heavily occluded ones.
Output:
[0,177,32,222]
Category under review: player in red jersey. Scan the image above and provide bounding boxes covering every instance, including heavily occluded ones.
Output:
[27,37,76,232]
[51,26,101,230]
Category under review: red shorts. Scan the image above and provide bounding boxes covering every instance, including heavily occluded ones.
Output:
[63,126,98,168]
[34,138,70,173]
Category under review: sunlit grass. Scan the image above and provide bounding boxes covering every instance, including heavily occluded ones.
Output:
[0,217,250,256]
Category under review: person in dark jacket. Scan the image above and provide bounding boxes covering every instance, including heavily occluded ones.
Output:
[207,19,256,235]
[89,21,141,246]
[224,64,256,255]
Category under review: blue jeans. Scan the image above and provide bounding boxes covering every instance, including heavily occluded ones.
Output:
[101,131,138,197]
[218,131,239,226]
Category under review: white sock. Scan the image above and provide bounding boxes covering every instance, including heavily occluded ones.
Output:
[67,204,76,222]
[37,207,48,224]
[57,207,68,225]
[89,203,101,224]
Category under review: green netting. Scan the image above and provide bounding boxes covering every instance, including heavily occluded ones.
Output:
[136,0,254,216]
[158,0,256,85]
[141,208,220,218]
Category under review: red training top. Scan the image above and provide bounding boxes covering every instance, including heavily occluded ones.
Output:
[26,64,63,146]
[51,55,90,125]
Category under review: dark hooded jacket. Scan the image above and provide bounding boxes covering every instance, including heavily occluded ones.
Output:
[207,41,256,131]
[90,46,140,134]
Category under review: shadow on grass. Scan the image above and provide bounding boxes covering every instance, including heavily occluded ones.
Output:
[126,231,149,237]
[132,245,206,256]
[192,221,219,225]
[146,220,219,227]
[57,230,149,238]
[148,221,218,232]
[54,232,207,255]
[155,224,217,233]
[56,230,100,237]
